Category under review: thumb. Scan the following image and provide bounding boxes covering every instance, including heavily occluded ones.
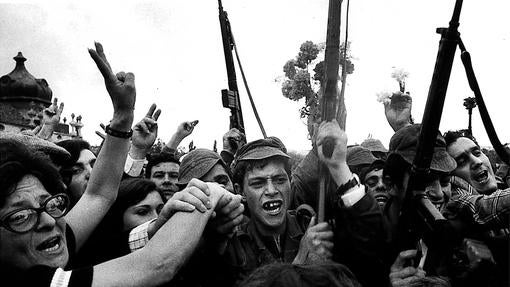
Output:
[307,216,317,230]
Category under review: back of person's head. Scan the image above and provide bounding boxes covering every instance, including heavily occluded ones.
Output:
[231,137,291,186]
[240,262,361,287]
[57,139,92,165]
[145,152,180,178]
[0,139,65,207]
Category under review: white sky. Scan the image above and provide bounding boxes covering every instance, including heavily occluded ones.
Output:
[1,0,509,152]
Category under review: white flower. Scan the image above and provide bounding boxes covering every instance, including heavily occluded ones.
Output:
[376,91,392,104]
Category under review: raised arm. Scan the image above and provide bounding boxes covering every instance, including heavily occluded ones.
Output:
[65,42,135,251]
[162,120,198,154]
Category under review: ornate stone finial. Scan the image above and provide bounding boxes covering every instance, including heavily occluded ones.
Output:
[14,52,27,65]
[0,52,52,105]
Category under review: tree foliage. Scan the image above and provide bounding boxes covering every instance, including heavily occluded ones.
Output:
[280,40,354,122]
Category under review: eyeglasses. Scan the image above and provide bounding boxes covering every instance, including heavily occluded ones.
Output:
[0,193,69,233]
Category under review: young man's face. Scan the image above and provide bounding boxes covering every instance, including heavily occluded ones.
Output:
[238,160,290,236]
[447,137,497,194]
[364,168,391,208]
[68,149,96,203]
[150,162,180,200]
[201,163,234,193]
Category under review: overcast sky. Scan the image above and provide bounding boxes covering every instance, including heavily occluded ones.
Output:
[1,0,509,152]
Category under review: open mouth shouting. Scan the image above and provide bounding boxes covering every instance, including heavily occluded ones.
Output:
[373,193,390,207]
[37,235,64,255]
[262,199,283,216]
[472,170,489,185]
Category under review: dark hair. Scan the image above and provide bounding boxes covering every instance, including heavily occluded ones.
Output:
[57,139,93,187]
[107,178,159,230]
[232,156,291,187]
[359,160,385,183]
[443,130,479,148]
[240,262,361,287]
[145,152,180,178]
[0,139,65,208]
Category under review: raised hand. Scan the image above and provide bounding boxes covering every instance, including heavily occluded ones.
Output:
[88,42,135,125]
[384,92,412,132]
[42,98,64,126]
[176,120,199,139]
[222,128,247,155]
[34,97,64,140]
[131,104,161,155]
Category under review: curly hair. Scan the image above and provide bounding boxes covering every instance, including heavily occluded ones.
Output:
[0,139,65,208]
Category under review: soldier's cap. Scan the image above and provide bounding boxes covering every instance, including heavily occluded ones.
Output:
[388,124,456,173]
[347,145,379,166]
[231,136,289,172]
[361,138,388,153]
[177,148,230,186]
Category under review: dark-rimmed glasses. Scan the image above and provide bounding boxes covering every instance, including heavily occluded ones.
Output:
[0,193,69,233]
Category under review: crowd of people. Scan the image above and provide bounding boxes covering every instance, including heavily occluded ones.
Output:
[0,42,508,287]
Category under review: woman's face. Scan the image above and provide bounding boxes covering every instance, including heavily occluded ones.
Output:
[0,175,68,270]
[122,190,164,231]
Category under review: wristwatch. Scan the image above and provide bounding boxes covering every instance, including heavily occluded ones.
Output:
[336,174,359,196]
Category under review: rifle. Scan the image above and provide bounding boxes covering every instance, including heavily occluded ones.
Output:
[401,0,464,275]
[317,0,343,223]
[218,0,245,136]
[218,1,268,143]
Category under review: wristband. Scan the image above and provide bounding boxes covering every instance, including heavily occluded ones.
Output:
[105,124,133,139]
[336,174,359,196]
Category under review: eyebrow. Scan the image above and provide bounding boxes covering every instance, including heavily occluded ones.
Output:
[9,194,50,209]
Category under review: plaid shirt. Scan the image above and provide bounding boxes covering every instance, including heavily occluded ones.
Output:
[444,176,510,232]
[128,218,156,252]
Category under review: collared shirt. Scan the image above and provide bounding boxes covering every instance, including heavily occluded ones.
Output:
[445,176,510,231]
[223,211,305,284]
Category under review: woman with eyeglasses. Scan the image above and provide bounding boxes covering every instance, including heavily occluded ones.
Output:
[0,43,231,286]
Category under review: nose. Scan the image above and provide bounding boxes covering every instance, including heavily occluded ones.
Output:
[374,178,387,192]
[36,211,57,231]
[425,180,443,201]
[265,181,278,196]
[84,164,92,180]
[163,174,171,183]
[469,153,483,169]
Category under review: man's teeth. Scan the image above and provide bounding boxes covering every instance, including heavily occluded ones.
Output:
[263,201,282,212]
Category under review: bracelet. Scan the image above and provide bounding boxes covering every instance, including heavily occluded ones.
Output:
[336,174,359,196]
[105,124,133,139]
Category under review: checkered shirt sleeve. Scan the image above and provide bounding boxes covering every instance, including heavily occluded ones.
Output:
[128,218,157,252]
[446,182,510,230]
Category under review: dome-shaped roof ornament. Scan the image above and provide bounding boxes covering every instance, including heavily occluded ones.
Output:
[0,52,52,105]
